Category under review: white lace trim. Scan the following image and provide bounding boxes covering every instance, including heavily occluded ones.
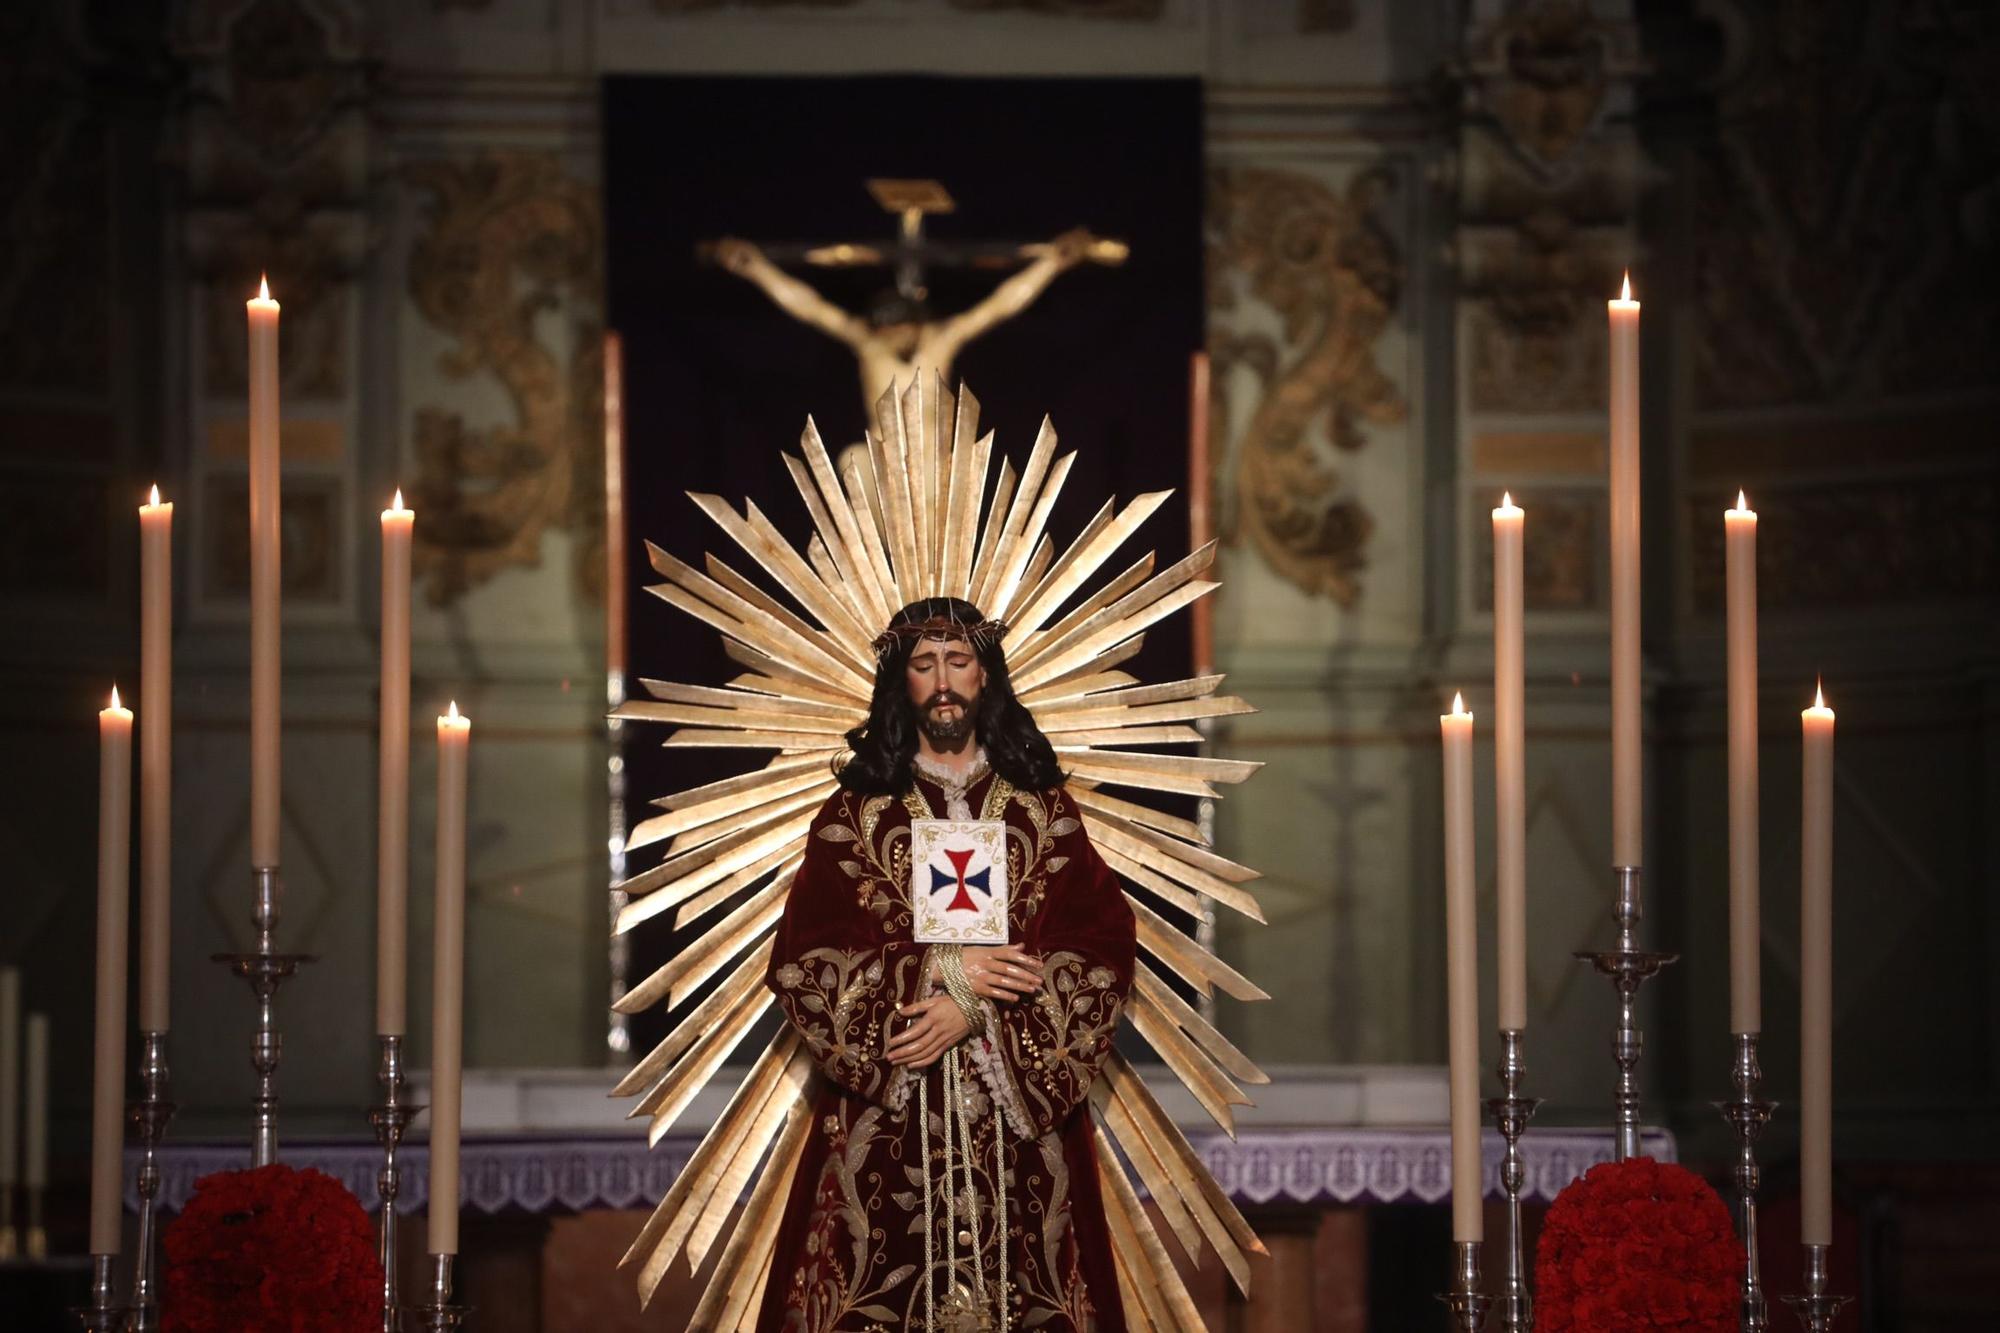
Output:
[911,747,991,821]
[885,947,945,1115]
[965,1006,1036,1141]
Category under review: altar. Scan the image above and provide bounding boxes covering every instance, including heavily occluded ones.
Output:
[128,1067,1672,1331]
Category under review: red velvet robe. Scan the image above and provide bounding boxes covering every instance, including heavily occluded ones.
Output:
[758,761,1136,1332]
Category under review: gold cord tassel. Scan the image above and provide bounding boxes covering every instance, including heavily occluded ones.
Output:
[917,1046,1011,1333]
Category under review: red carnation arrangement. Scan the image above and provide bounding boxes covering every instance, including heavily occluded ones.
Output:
[1534,1156,1739,1332]
[161,1164,382,1333]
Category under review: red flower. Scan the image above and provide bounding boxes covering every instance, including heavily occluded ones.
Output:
[1534,1157,1739,1332]
[162,1164,382,1333]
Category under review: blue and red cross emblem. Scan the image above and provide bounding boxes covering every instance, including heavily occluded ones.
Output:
[932,846,990,913]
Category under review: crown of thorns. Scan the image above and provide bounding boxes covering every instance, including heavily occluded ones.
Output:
[870,610,1008,663]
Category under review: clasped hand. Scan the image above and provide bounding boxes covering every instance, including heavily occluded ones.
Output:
[884,945,1045,1069]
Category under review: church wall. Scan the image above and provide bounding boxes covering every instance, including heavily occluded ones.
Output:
[5,0,1995,1212]
[1203,117,1439,1067]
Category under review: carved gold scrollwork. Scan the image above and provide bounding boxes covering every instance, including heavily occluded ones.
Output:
[1464,0,1641,177]
[1206,165,1405,607]
[404,152,605,605]
[1463,208,1622,414]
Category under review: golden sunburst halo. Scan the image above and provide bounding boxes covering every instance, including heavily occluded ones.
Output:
[610,376,1270,1328]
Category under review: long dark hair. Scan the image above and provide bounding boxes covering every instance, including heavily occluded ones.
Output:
[836,598,1064,795]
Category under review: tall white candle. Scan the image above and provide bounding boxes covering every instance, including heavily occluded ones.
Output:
[139,487,173,1032]
[93,688,132,1255]
[0,967,18,1200]
[1608,275,1642,868]
[1800,683,1835,1246]
[378,492,414,1036]
[1441,692,1482,1243]
[428,702,471,1254]
[23,1014,47,1193]
[1725,493,1761,1034]
[247,277,282,870]
[1492,493,1527,1031]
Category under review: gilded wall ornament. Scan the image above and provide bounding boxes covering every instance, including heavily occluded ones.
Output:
[1474,488,1599,613]
[1463,0,1640,178]
[198,216,351,398]
[1206,165,1405,607]
[178,0,370,398]
[1453,0,1646,415]
[204,472,342,603]
[1464,209,1619,414]
[223,0,349,162]
[404,152,605,605]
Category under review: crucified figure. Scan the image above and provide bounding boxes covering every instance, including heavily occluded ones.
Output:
[712,227,1126,414]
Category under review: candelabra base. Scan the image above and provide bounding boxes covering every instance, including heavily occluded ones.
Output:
[211,948,315,1167]
[1715,1032,1776,1333]
[1487,1028,1541,1333]
[1779,1294,1850,1332]
[409,1254,471,1332]
[129,1029,177,1332]
[70,1254,130,1333]
[1572,866,1679,1161]
[1780,1244,1849,1332]
[1437,1240,1493,1331]
[371,1033,425,1333]
[212,864,318,1168]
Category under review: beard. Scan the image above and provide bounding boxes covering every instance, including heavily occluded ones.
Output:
[917,691,976,744]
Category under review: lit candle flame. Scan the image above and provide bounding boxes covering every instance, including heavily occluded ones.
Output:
[108,684,123,711]
[258,274,270,301]
[446,699,461,722]
[1620,271,1632,301]
[1450,691,1467,716]
[1736,488,1748,511]
[392,487,404,510]
[1814,679,1825,710]
[1501,490,1514,508]
[147,484,161,507]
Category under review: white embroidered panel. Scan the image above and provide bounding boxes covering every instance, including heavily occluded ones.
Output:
[909,818,1009,944]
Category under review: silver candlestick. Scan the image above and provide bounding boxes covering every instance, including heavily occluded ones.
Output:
[1779,1243,1850,1331]
[71,1252,130,1332]
[211,866,315,1166]
[1486,1029,1541,1332]
[1438,1239,1493,1331]
[128,1029,177,1331]
[1573,866,1678,1160]
[370,1034,424,1333]
[410,1252,470,1331]
[1715,1032,1776,1332]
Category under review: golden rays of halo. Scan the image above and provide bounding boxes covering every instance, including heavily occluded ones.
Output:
[610,375,1270,1327]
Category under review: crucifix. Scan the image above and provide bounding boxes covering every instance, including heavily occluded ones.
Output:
[704,178,1128,416]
